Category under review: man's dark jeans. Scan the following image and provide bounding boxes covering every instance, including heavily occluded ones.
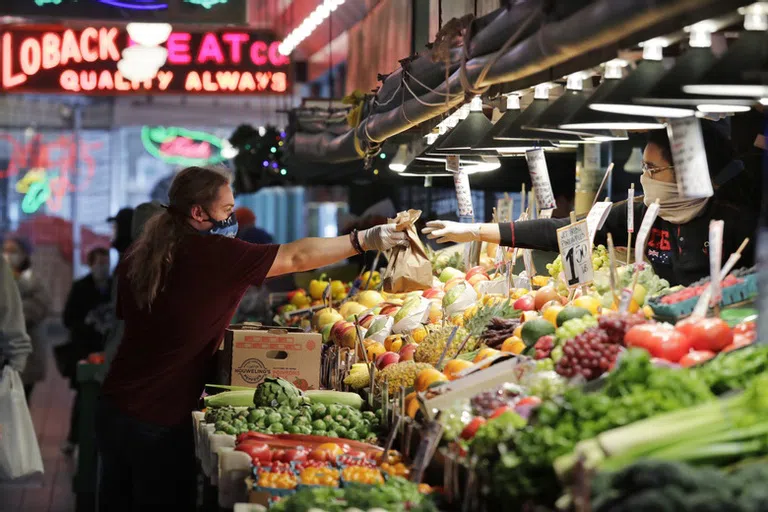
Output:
[95,397,197,511]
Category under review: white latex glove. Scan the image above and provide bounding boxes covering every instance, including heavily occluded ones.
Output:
[422,220,480,244]
[361,224,409,252]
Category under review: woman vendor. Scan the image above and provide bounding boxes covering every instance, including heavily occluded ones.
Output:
[423,120,758,286]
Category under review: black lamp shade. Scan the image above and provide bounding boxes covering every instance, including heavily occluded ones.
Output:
[493,98,585,143]
[683,30,768,99]
[472,106,555,151]
[590,60,669,111]
[523,89,605,138]
[434,111,494,152]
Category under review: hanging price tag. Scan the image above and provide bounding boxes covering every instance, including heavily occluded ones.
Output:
[556,220,593,288]
[452,170,474,218]
[585,201,613,249]
[525,148,557,210]
[627,186,635,233]
[539,208,554,219]
[522,249,536,278]
[708,220,724,306]
[496,196,514,222]
[667,117,714,199]
[634,201,660,264]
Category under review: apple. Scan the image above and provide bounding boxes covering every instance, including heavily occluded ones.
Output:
[366,342,386,362]
[465,266,489,280]
[329,320,347,342]
[534,286,560,311]
[375,351,400,370]
[357,314,376,329]
[379,304,402,317]
[357,290,384,308]
[467,273,490,287]
[313,308,343,329]
[339,301,366,319]
[422,287,444,299]
[332,321,358,349]
[513,295,535,311]
[384,334,405,353]
[444,277,465,292]
[428,302,442,324]
[321,323,334,343]
[398,343,418,361]
[439,267,465,283]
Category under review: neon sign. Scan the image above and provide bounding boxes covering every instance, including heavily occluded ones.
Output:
[185,0,227,8]
[141,126,229,166]
[97,0,167,9]
[1,134,101,214]
[1,27,290,94]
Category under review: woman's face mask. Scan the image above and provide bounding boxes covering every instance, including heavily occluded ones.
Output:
[640,173,709,224]
[200,211,239,238]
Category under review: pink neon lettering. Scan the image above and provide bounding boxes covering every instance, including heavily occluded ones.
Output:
[166,32,192,65]
[160,138,212,159]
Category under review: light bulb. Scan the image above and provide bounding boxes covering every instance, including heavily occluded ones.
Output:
[469,96,483,112]
[126,23,172,47]
[534,83,551,100]
[117,59,159,82]
[639,38,668,61]
[121,46,168,69]
[566,73,584,91]
[506,94,520,110]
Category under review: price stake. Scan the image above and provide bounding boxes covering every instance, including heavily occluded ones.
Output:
[410,420,445,483]
[708,220,724,310]
[606,233,619,304]
[591,162,615,209]
[667,117,714,199]
[585,201,613,250]
[626,183,635,266]
[556,220,593,288]
[496,195,514,222]
[692,237,750,318]
[634,200,660,265]
[436,326,460,368]
[383,414,402,455]
[522,249,537,278]
[525,148,557,210]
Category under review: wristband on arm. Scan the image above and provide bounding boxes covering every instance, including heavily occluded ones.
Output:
[498,222,515,247]
[349,229,365,254]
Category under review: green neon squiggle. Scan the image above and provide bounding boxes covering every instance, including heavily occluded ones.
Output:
[140,126,228,167]
[22,179,51,214]
[184,0,227,9]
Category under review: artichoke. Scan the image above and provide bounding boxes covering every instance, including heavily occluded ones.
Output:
[253,377,310,408]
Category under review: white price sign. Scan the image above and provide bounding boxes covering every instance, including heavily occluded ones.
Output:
[556,220,593,287]
[708,220,724,305]
[667,117,714,199]
[627,186,635,233]
[539,208,554,219]
[496,197,514,222]
[525,148,557,210]
[586,201,613,249]
[451,169,474,218]
[635,201,660,264]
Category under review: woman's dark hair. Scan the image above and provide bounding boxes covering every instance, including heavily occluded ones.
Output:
[87,247,109,266]
[126,166,231,309]
[646,119,758,208]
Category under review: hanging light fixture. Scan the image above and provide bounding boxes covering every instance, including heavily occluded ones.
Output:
[117,59,161,82]
[559,60,667,130]
[121,46,168,70]
[278,0,346,55]
[434,96,494,153]
[388,144,418,173]
[589,38,696,118]
[681,3,768,100]
[126,23,173,46]
[524,72,628,141]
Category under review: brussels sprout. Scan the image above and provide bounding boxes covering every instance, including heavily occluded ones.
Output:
[327,430,339,438]
[269,423,285,434]
[267,412,282,425]
[311,404,327,418]
[314,430,327,437]
[312,419,326,431]
[328,404,342,417]
[248,409,266,422]
[346,431,360,441]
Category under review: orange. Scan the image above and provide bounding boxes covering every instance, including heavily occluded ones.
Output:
[473,347,500,363]
[414,368,448,392]
[500,336,526,354]
[442,359,474,380]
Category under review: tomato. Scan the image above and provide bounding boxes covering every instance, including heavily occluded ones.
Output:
[679,350,716,367]
[625,323,692,363]
[489,406,513,419]
[722,333,754,352]
[310,443,343,463]
[516,396,542,408]
[460,417,486,440]
[235,442,272,463]
[675,317,733,352]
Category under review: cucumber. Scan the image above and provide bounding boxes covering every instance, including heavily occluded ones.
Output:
[304,390,364,410]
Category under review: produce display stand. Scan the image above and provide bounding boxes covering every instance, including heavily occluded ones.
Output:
[73,361,102,512]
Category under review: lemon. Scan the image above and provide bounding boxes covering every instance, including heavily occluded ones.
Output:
[572,295,601,315]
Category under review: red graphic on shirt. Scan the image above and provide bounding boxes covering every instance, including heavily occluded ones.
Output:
[647,228,672,251]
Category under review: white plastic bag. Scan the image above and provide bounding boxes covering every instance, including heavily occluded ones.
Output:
[0,366,44,483]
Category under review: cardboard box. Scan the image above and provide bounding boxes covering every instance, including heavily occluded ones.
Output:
[218,324,322,390]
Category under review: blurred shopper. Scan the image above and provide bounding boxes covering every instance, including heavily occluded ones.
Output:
[2,237,51,400]
[97,166,406,509]
[108,208,135,266]
[102,202,163,377]
[235,206,274,244]
[59,247,113,455]
[0,256,31,374]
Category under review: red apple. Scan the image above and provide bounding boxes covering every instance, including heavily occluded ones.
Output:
[330,320,347,343]
[534,286,560,311]
[467,273,490,287]
[398,343,418,361]
[513,295,535,311]
[465,266,489,280]
[357,314,375,329]
[375,351,400,370]
[444,277,465,292]
[422,287,444,299]
[379,304,401,317]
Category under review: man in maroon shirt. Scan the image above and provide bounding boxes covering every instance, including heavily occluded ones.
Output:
[96,166,405,510]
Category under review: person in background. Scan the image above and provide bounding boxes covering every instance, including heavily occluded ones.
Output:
[97,166,406,509]
[108,208,135,266]
[0,256,31,375]
[2,237,51,400]
[102,202,164,378]
[424,120,757,287]
[60,247,113,455]
[235,206,274,244]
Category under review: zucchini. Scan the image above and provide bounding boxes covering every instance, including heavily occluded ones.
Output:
[304,390,364,410]
[203,389,255,407]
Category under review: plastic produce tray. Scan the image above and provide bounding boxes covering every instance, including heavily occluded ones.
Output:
[649,274,757,321]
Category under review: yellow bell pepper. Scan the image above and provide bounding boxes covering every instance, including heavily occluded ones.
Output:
[330,280,347,300]
[360,271,381,290]
[309,274,330,300]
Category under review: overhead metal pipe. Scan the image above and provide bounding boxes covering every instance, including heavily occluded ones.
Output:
[291,0,752,163]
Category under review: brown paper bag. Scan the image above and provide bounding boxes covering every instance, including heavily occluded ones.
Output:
[382,209,433,293]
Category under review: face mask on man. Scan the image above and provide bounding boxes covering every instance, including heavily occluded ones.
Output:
[3,252,23,270]
[640,174,709,224]
[199,211,239,238]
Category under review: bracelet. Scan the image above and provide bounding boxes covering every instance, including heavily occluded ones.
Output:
[349,229,365,254]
